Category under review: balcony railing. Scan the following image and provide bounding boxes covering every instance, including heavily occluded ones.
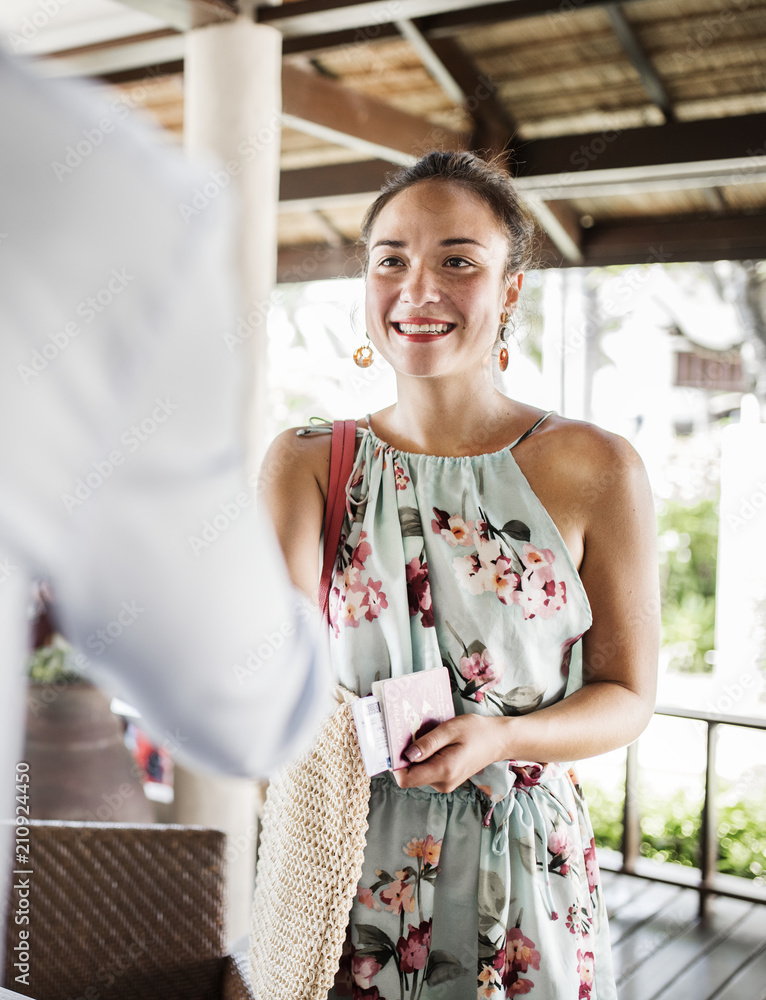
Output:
[598,705,766,917]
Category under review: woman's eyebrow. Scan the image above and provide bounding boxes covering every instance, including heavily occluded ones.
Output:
[371,237,485,250]
[441,238,485,248]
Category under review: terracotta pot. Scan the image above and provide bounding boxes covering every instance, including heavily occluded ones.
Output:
[24,681,154,822]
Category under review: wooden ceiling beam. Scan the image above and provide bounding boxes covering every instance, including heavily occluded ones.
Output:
[576,212,766,267]
[424,35,519,155]
[281,63,469,166]
[277,243,362,283]
[113,0,236,31]
[604,3,675,123]
[261,0,651,49]
[513,113,766,180]
[280,159,393,206]
[256,0,513,36]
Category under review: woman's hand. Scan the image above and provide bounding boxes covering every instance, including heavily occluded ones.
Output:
[393,714,509,793]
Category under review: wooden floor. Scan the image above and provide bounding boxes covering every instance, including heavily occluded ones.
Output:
[602,870,766,1000]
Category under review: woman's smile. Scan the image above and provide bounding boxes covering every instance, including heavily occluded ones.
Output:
[391,318,457,341]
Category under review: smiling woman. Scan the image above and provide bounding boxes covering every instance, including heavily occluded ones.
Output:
[253,151,660,1000]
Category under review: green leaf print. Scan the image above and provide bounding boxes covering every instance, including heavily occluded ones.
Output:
[425,949,469,985]
[497,684,546,715]
[478,869,507,930]
[398,506,423,537]
[501,519,531,541]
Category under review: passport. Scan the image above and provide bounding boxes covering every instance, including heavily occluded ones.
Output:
[352,667,455,775]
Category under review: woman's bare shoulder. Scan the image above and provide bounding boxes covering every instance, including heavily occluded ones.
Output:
[537,414,650,507]
[259,426,333,498]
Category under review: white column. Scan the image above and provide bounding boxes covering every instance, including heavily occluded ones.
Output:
[184,15,282,465]
[176,16,283,949]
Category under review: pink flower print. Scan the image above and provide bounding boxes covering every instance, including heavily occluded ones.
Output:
[489,554,518,605]
[548,828,572,874]
[430,507,475,546]
[353,954,382,989]
[351,531,372,570]
[578,949,595,993]
[361,578,388,622]
[566,904,582,935]
[338,591,367,628]
[459,648,505,694]
[405,555,434,628]
[584,837,600,892]
[537,579,567,619]
[404,838,424,858]
[478,963,502,997]
[379,878,415,915]
[394,463,410,491]
[452,551,491,596]
[396,919,432,974]
[560,633,584,678]
[510,762,546,788]
[357,886,380,911]
[423,834,442,866]
[505,928,541,974]
[521,543,556,586]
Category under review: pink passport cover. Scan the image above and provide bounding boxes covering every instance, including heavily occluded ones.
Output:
[380,667,455,770]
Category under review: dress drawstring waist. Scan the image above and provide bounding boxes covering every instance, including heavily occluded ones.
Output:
[481,768,575,920]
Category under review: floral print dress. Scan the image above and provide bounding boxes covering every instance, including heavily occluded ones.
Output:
[325,412,616,1000]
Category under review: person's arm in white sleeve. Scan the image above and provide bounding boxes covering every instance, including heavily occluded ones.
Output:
[0,46,331,779]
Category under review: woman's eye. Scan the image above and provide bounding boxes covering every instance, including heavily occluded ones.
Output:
[378,256,404,267]
[445,257,471,268]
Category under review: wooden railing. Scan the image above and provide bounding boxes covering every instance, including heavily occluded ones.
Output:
[598,705,766,917]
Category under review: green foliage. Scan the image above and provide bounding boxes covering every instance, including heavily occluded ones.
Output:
[657,497,718,673]
[583,779,766,883]
[27,635,83,684]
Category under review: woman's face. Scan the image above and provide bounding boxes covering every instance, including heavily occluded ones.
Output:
[364,179,522,380]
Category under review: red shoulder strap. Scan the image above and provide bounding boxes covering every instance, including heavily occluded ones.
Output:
[318,420,358,619]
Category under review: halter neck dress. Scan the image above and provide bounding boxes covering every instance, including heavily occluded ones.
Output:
[325,411,616,1000]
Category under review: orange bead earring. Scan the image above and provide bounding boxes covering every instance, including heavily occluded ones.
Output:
[353,342,374,368]
[498,311,512,373]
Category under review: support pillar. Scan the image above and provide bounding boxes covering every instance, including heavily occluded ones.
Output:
[176,16,283,949]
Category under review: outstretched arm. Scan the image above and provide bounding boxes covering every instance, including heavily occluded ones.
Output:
[396,429,659,793]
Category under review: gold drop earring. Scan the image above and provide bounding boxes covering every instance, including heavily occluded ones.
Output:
[353,337,374,368]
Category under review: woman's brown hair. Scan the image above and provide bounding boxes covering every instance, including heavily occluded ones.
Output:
[359,150,537,277]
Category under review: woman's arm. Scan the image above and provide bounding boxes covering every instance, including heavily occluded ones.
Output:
[258,428,330,603]
[396,426,660,792]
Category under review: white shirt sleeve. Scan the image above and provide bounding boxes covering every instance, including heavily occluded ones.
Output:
[0,46,332,781]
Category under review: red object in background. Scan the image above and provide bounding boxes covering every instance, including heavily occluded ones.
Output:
[125,722,174,786]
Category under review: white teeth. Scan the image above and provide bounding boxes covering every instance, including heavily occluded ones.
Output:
[397,323,451,334]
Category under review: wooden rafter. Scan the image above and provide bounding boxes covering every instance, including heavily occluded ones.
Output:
[604,3,675,123]
[282,64,469,165]
[262,0,652,51]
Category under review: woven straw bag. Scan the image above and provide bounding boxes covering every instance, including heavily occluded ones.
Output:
[247,420,370,999]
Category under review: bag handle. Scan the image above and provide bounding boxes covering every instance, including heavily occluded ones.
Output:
[318,419,358,619]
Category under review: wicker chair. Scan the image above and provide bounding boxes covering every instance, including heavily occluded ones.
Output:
[3,821,254,1000]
